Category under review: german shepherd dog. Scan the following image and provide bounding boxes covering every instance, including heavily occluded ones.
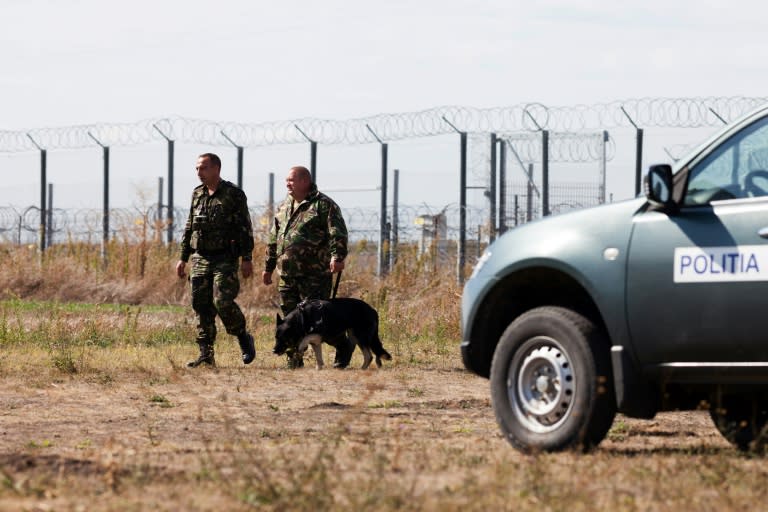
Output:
[274,298,392,369]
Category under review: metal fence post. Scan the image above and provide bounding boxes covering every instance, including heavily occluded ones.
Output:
[47,183,53,247]
[459,131,467,283]
[542,130,549,216]
[391,168,399,268]
[152,124,175,244]
[523,109,549,216]
[157,177,164,224]
[167,139,175,244]
[295,125,318,183]
[527,164,534,222]
[499,139,507,234]
[87,132,109,264]
[366,124,389,277]
[220,130,244,189]
[489,133,497,243]
[441,116,467,285]
[26,134,46,252]
[600,130,608,203]
[621,106,643,196]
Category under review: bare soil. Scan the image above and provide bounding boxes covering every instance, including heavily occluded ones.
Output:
[1,356,754,512]
[1,248,761,510]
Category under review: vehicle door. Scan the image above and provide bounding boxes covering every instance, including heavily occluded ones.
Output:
[626,114,768,364]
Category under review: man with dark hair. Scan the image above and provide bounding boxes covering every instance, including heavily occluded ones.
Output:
[262,165,354,368]
[176,153,255,367]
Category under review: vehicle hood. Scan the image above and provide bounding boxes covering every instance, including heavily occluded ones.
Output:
[473,197,647,280]
[463,197,647,350]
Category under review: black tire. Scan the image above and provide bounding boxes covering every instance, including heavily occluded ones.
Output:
[709,394,768,452]
[490,306,616,452]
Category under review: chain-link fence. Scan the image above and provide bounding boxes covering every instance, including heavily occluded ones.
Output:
[4,97,768,281]
[0,202,487,265]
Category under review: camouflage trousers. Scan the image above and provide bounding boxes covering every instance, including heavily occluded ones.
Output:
[278,271,333,316]
[190,254,246,345]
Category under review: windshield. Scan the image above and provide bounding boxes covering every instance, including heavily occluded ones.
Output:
[684,116,768,205]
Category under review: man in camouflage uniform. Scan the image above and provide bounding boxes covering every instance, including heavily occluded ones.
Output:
[176,153,256,368]
[262,165,354,368]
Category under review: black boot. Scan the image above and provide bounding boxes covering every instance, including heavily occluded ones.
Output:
[237,332,256,365]
[187,341,215,368]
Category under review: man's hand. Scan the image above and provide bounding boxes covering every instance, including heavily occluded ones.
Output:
[262,270,273,285]
[241,260,253,278]
[176,260,187,278]
[330,258,345,273]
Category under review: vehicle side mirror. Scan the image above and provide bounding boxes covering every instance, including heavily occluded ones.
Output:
[646,164,677,212]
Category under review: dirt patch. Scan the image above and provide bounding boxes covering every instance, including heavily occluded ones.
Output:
[0,364,756,511]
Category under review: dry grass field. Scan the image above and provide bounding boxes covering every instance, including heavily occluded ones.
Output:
[0,241,766,511]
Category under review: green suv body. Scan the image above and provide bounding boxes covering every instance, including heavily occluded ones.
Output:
[461,104,768,452]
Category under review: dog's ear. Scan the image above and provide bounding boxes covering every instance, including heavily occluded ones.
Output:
[276,313,283,325]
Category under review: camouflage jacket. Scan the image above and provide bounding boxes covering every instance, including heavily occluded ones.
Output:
[265,184,348,276]
[179,180,254,262]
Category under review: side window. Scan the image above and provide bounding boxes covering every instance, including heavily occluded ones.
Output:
[684,117,768,206]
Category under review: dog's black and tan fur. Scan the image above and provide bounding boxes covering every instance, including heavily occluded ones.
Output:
[274,298,392,369]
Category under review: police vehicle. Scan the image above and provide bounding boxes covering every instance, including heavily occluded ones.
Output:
[461,103,768,452]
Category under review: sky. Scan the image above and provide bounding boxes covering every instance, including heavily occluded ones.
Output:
[2,0,768,217]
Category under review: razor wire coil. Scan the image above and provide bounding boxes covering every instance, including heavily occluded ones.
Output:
[3,97,766,153]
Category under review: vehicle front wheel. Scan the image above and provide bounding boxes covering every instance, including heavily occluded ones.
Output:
[709,393,768,452]
[490,306,616,452]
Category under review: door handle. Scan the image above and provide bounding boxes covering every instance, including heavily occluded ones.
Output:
[759,227,768,238]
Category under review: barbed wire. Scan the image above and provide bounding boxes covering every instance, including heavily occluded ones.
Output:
[2,97,765,153]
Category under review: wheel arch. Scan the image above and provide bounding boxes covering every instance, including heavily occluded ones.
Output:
[464,266,608,378]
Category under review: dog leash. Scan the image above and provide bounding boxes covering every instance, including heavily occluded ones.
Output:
[332,270,342,299]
